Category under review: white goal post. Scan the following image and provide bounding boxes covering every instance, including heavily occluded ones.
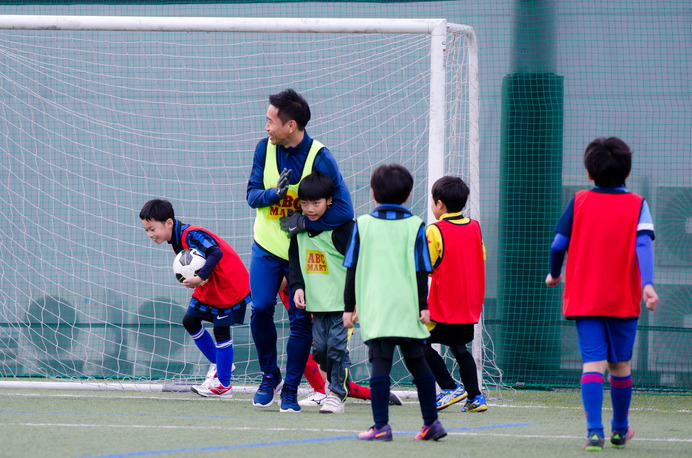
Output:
[0,15,488,392]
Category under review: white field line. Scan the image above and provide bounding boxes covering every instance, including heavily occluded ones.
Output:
[2,392,690,413]
[1,422,691,444]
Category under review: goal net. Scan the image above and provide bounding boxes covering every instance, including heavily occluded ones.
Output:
[0,16,487,390]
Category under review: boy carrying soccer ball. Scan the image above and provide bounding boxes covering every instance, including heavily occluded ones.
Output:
[140,199,251,397]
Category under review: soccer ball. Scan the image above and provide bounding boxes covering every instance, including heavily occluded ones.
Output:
[173,248,205,283]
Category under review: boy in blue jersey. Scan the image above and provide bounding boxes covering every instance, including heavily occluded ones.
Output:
[545,137,659,451]
[343,164,446,441]
[246,89,354,412]
[140,199,251,397]
[288,171,354,414]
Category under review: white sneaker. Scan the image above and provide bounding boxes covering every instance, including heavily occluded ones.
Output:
[298,391,328,407]
[319,391,345,414]
[193,382,233,398]
[192,363,218,396]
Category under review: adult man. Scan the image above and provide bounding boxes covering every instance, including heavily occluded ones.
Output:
[246,89,354,412]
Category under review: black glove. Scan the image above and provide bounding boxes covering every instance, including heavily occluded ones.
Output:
[280,211,306,237]
[275,168,292,200]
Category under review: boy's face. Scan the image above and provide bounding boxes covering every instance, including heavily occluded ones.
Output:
[141,218,174,245]
[300,197,332,222]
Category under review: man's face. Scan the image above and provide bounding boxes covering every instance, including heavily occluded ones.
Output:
[265,105,292,146]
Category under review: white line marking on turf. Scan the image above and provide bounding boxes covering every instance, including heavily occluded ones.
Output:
[2,423,691,444]
[2,393,690,412]
[448,431,692,443]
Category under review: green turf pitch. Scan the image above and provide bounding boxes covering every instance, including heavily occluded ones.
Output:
[1,387,690,457]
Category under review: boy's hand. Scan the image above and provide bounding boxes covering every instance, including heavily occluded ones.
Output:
[545,273,561,287]
[419,309,430,324]
[643,284,659,311]
[275,168,291,200]
[352,306,358,324]
[294,289,306,309]
[343,312,355,328]
[280,211,306,237]
[182,276,205,289]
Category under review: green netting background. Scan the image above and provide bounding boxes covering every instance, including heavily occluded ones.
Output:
[0,1,690,392]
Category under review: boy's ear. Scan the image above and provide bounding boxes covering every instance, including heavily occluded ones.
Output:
[327,196,333,206]
[165,218,175,229]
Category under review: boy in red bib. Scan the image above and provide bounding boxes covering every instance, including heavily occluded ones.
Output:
[424,176,487,413]
[545,137,659,451]
[140,199,250,397]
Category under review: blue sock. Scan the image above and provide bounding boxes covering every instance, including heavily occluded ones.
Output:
[610,374,632,434]
[369,375,391,429]
[215,339,234,387]
[581,372,605,437]
[190,327,216,364]
[413,374,438,426]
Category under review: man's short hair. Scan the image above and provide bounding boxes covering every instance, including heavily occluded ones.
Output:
[268,88,311,131]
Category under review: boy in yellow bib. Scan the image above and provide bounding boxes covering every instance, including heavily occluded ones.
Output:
[288,171,354,414]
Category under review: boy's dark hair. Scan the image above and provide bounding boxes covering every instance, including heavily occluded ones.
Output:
[370,163,414,205]
[139,199,174,222]
[584,137,632,187]
[432,176,470,213]
[268,88,311,131]
[298,170,335,202]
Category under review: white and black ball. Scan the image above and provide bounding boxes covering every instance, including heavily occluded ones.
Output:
[172,248,205,283]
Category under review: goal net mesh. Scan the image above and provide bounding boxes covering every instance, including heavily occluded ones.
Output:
[0,21,487,389]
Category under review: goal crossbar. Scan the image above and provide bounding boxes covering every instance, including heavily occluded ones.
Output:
[0,15,468,35]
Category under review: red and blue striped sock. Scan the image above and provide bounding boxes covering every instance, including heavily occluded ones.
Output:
[581,372,605,437]
[609,374,632,434]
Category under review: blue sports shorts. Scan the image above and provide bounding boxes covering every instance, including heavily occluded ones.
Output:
[186,294,250,326]
[575,317,638,364]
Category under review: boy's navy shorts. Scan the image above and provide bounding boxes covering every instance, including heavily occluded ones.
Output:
[185,294,251,326]
[575,317,638,363]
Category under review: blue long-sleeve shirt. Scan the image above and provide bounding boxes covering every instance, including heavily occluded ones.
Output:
[246,131,354,232]
[549,186,655,286]
[169,219,222,281]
